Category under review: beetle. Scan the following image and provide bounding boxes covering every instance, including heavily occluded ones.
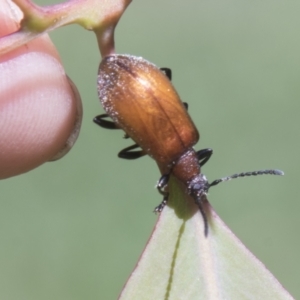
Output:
[94,54,283,236]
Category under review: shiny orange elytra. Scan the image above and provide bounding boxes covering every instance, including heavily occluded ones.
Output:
[98,55,199,174]
[94,54,283,236]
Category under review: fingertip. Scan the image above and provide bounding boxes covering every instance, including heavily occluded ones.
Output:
[0,52,82,179]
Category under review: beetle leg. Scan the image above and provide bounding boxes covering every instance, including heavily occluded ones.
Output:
[196,148,213,167]
[183,102,188,110]
[93,114,120,130]
[94,115,143,156]
[118,144,146,160]
[160,68,172,81]
[154,174,170,212]
[94,114,131,139]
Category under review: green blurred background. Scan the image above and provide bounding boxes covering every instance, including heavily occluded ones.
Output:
[1,0,299,299]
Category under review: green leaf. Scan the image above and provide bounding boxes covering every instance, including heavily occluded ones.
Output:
[119,177,294,299]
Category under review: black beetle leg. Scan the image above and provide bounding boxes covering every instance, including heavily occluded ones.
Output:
[154,174,170,213]
[93,114,119,130]
[160,68,172,81]
[94,114,130,139]
[196,148,213,167]
[118,144,146,160]
[94,114,144,157]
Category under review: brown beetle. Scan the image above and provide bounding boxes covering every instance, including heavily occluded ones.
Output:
[94,54,283,236]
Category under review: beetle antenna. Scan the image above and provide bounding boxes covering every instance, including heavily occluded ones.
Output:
[209,169,284,188]
[195,200,208,237]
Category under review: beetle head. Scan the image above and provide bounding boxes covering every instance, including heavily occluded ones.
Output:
[188,174,210,201]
